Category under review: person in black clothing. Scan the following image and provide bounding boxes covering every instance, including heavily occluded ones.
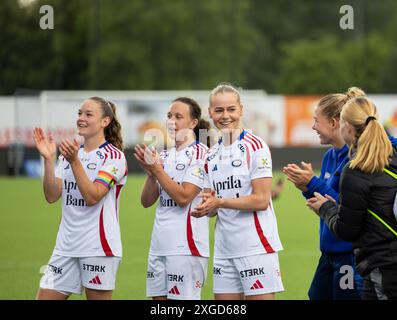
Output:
[307,96,397,300]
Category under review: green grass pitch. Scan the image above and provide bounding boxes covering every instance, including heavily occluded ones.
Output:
[0,173,319,300]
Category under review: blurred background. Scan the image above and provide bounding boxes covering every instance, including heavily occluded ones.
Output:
[3,0,397,94]
[1,0,397,300]
[1,0,397,175]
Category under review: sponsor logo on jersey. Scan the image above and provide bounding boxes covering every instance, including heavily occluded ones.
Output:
[168,286,180,295]
[195,280,203,288]
[232,159,242,167]
[87,163,97,170]
[83,264,106,273]
[63,180,87,206]
[167,274,184,282]
[64,180,78,193]
[147,271,155,279]
[250,279,264,290]
[159,195,178,207]
[213,176,242,194]
[257,158,271,170]
[240,267,265,278]
[191,167,204,179]
[66,195,87,206]
[47,264,63,275]
[176,164,185,171]
[213,267,222,275]
[89,275,102,285]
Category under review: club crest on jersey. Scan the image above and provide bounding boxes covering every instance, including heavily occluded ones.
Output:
[232,159,242,167]
[87,163,97,170]
[176,164,185,171]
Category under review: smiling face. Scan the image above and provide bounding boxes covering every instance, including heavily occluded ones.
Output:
[76,99,111,139]
[166,101,197,142]
[208,91,243,133]
[312,106,338,145]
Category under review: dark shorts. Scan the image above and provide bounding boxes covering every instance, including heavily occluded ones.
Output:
[308,252,363,300]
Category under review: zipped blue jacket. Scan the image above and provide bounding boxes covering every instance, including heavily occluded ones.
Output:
[303,145,352,253]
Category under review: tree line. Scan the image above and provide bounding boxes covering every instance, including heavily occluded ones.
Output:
[1,0,397,95]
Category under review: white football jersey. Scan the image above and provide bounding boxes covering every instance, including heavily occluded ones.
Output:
[54,141,127,258]
[149,142,210,257]
[203,130,283,259]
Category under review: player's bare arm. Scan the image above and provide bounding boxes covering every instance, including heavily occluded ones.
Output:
[33,128,62,203]
[140,175,159,208]
[192,178,272,216]
[135,143,201,207]
[59,139,109,206]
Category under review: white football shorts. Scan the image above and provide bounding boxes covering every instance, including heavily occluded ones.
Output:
[39,254,121,295]
[213,253,284,296]
[146,255,208,300]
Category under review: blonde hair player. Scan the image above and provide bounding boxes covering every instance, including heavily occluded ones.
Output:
[307,96,397,299]
[283,87,365,300]
[34,97,127,300]
[134,97,210,300]
[191,83,284,300]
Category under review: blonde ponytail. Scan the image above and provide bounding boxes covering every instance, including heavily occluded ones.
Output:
[341,96,392,173]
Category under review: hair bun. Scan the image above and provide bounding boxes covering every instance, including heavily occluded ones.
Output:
[346,87,366,100]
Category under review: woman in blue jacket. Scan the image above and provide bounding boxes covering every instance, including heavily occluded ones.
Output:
[283,87,365,300]
[307,95,397,299]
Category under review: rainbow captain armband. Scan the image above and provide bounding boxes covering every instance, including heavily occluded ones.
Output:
[94,170,116,189]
